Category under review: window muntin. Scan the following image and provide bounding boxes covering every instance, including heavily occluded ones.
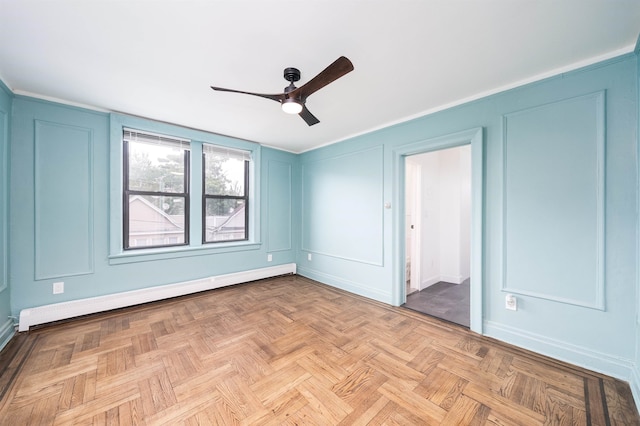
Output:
[123,130,190,250]
[202,144,250,243]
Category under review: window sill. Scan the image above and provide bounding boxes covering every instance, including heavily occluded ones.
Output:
[108,241,262,265]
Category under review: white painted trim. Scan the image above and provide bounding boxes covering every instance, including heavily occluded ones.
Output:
[0,318,15,352]
[421,276,440,290]
[18,264,295,332]
[440,275,465,285]
[421,276,471,290]
[484,320,634,382]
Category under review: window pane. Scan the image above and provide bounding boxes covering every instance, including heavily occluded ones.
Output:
[128,141,185,193]
[204,152,245,196]
[204,199,246,242]
[128,195,186,247]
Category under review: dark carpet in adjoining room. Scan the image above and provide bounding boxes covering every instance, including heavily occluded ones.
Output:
[403,279,470,327]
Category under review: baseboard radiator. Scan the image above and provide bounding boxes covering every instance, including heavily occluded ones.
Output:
[18,263,296,332]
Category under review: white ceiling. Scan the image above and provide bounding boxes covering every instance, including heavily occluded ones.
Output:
[1,1,639,153]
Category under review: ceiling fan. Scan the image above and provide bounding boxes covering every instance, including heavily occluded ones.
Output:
[210,56,354,126]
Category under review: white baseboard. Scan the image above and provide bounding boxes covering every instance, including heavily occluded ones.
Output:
[422,275,469,289]
[18,263,296,332]
[0,318,16,352]
[484,320,634,382]
[630,365,640,416]
[440,274,466,285]
[421,276,440,290]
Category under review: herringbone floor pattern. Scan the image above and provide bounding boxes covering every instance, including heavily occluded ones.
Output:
[0,275,638,425]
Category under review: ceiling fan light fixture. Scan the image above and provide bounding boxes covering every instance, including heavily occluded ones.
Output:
[282,98,303,114]
[211,56,353,126]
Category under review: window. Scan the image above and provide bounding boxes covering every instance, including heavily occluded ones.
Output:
[202,144,250,243]
[123,129,190,250]
[110,114,261,263]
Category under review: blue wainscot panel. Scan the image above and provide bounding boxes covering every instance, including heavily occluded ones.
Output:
[301,145,384,266]
[0,108,7,292]
[267,159,292,253]
[34,120,94,279]
[503,91,605,309]
[0,81,13,350]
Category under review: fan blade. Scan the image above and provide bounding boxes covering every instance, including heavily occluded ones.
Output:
[299,105,320,126]
[293,56,354,100]
[210,86,284,102]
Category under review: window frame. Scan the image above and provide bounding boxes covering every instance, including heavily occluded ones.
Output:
[122,133,191,250]
[108,113,262,265]
[201,147,250,244]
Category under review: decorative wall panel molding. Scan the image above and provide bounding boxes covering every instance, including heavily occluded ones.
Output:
[267,160,292,252]
[502,92,605,309]
[0,110,7,292]
[301,146,384,266]
[35,120,94,280]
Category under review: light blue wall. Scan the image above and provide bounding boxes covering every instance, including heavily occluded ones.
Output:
[265,146,300,264]
[633,42,640,404]
[298,139,393,302]
[0,80,13,348]
[298,54,638,382]
[8,96,297,315]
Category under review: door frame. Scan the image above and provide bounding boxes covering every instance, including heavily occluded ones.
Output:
[392,127,484,334]
[405,161,422,293]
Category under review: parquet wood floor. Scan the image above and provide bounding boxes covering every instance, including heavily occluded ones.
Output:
[0,275,638,425]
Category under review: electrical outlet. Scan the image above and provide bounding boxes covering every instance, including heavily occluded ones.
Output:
[267,254,273,262]
[53,281,64,294]
[307,253,312,261]
[505,294,517,311]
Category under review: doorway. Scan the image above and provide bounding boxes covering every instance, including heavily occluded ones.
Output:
[402,145,471,327]
[392,127,483,333]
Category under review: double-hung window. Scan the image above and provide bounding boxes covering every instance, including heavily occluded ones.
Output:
[202,144,250,243]
[123,129,190,250]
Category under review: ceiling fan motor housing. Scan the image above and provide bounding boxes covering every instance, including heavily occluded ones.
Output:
[283,67,301,83]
